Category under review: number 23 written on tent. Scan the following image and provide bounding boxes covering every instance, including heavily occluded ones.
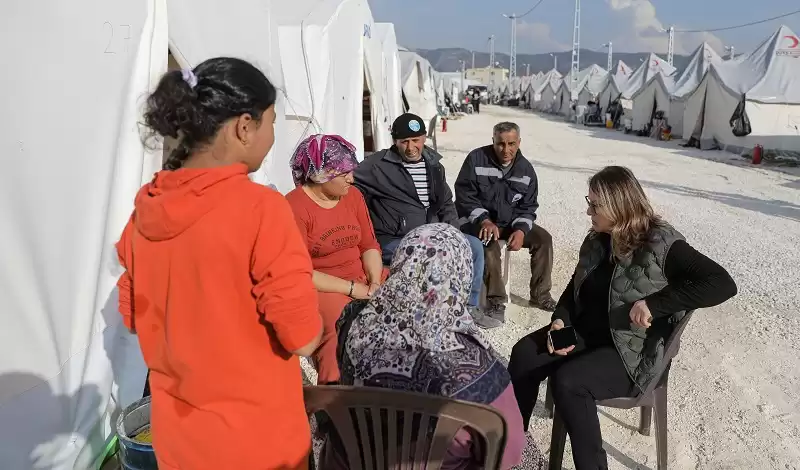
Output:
[103,22,131,55]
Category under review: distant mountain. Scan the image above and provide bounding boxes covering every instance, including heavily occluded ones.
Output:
[415,48,693,77]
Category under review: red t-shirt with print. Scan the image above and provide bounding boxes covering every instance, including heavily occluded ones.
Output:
[286,186,381,281]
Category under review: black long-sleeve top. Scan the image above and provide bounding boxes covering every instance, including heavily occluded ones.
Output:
[552,239,738,346]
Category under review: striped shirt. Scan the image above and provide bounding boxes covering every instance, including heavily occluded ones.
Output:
[403,161,429,207]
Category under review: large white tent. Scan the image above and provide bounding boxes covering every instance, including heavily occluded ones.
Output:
[555,64,607,114]
[398,48,439,126]
[530,70,562,112]
[599,54,674,113]
[665,43,723,138]
[0,1,166,468]
[576,64,610,107]
[375,23,403,125]
[274,0,391,161]
[682,25,800,155]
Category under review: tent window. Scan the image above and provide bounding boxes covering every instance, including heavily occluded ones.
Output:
[416,63,424,92]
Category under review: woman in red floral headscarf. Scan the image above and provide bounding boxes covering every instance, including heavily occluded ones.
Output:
[285,134,387,384]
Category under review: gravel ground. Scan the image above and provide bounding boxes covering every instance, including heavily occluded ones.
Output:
[304,105,800,469]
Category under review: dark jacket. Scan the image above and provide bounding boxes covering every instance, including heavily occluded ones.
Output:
[454,145,539,235]
[354,145,459,246]
[554,225,736,392]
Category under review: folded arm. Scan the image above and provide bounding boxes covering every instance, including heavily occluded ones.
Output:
[644,240,737,318]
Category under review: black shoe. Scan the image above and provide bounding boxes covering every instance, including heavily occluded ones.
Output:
[530,296,557,312]
[487,303,507,323]
[469,306,503,329]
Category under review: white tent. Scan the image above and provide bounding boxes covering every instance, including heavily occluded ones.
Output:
[0,1,166,468]
[529,69,562,112]
[168,0,291,191]
[274,0,391,161]
[537,76,563,113]
[439,72,466,101]
[666,43,723,138]
[576,65,609,107]
[599,54,674,112]
[683,25,800,155]
[614,60,633,84]
[375,23,403,125]
[398,48,439,126]
[598,60,633,111]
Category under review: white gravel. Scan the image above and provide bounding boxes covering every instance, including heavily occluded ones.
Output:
[303,105,800,469]
[436,106,800,470]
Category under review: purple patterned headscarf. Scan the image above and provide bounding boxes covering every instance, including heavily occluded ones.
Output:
[290,134,359,186]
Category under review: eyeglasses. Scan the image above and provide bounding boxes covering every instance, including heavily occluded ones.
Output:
[585,196,600,213]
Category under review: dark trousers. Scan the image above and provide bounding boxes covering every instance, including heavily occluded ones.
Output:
[508,326,635,470]
[480,224,553,305]
[474,100,480,113]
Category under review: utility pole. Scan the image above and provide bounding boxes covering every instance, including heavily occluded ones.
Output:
[488,35,495,70]
[503,13,518,80]
[666,26,675,66]
[570,0,581,87]
[526,63,530,76]
[602,42,613,71]
[550,53,558,71]
[460,60,466,78]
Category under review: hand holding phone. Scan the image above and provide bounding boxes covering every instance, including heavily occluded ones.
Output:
[547,320,577,356]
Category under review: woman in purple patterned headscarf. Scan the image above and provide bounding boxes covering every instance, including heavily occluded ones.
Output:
[285,134,387,385]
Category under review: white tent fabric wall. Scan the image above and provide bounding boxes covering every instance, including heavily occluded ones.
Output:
[398,49,439,126]
[667,43,722,138]
[361,19,393,152]
[0,1,166,468]
[375,23,403,125]
[275,0,387,163]
[167,0,292,192]
[620,53,676,99]
[599,77,624,113]
[687,25,800,155]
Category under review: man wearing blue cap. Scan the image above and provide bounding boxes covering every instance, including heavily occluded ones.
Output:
[355,113,500,328]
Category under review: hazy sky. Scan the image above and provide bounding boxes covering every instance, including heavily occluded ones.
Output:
[370,0,800,57]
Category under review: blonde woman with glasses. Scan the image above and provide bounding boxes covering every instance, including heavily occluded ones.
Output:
[507,166,737,470]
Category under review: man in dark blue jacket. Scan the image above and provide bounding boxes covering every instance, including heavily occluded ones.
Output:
[454,121,556,321]
[356,114,501,328]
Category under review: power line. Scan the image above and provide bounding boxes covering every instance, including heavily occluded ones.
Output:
[676,8,800,33]
[518,0,547,19]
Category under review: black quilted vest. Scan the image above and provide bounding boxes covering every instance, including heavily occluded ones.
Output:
[573,224,685,392]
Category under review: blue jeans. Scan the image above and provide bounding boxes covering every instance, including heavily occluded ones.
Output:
[381,234,484,307]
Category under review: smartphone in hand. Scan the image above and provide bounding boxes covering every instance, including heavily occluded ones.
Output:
[548,326,578,351]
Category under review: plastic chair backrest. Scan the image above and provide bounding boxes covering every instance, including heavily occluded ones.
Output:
[304,385,507,470]
[640,311,695,396]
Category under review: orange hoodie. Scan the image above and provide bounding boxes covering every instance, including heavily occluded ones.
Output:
[116,164,320,470]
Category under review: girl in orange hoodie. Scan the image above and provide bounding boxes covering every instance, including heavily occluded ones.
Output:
[116,57,322,470]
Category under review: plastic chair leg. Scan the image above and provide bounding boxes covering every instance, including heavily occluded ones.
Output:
[639,406,653,436]
[548,411,568,470]
[545,379,555,419]
[654,386,669,470]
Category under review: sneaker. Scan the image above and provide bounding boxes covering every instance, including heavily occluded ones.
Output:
[487,303,507,323]
[530,296,558,312]
[468,306,503,329]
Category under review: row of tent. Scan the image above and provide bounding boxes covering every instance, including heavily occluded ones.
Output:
[0,1,456,469]
[507,25,800,156]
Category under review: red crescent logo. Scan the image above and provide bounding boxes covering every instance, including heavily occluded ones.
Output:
[650,59,658,67]
[786,35,799,48]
